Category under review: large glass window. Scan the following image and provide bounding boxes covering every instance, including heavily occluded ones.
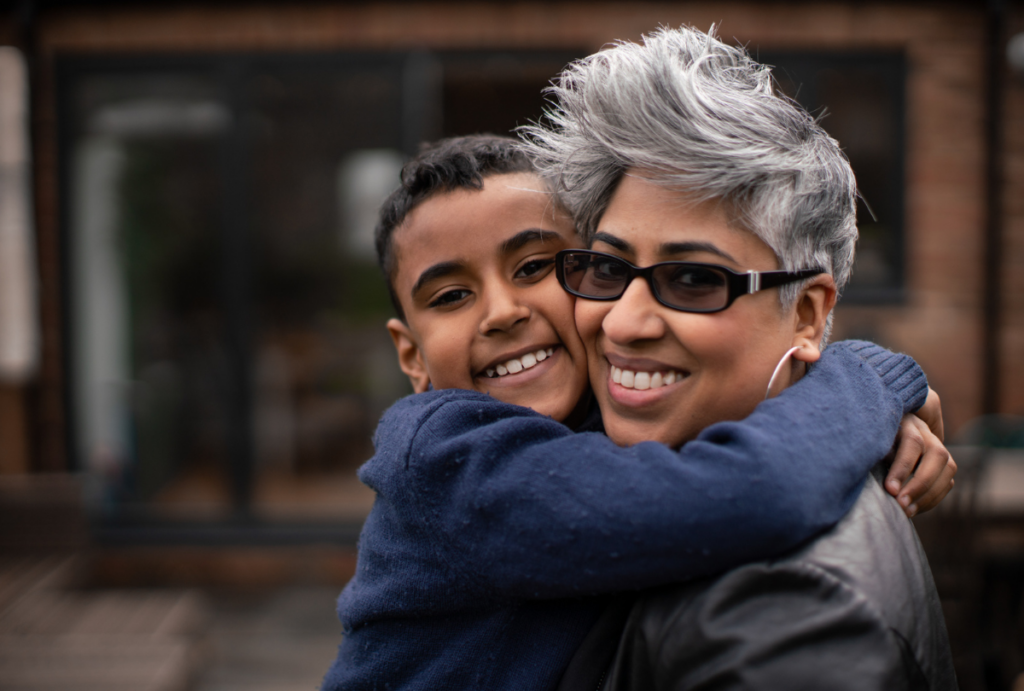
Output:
[58,50,579,535]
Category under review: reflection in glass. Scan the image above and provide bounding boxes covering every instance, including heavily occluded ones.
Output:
[69,73,232,516]
[246,66,407,521]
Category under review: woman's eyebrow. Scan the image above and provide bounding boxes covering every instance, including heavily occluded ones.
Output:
[590,232,631,252]
[411,260,464,299]
[499,229,562,255]
[659,240,737,263]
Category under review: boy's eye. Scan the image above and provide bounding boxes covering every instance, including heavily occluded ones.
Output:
[428,288,471,309]
[515,258,555,280]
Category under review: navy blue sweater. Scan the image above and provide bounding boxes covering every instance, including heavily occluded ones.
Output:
[322,341,928,691]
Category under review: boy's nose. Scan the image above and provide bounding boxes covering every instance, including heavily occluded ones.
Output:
[601,276,666,345]
[479,286,530,334]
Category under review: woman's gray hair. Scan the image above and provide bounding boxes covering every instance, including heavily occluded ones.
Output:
[520,26,858,338]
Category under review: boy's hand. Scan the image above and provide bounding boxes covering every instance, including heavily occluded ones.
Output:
[914,388,945,441]
[884,389,956,517]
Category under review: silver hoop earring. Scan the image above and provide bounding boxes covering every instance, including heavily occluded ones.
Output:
[765,346,802,400]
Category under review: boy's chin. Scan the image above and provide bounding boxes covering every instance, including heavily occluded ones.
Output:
[500,395,571,420]
[482,387,585,425]
[529,391,592,428]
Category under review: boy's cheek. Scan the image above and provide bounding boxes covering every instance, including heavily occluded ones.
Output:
[573,302,606,360]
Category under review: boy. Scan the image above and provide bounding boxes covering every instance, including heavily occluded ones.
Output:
[321,135,950,690]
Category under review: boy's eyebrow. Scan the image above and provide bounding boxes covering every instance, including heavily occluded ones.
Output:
[499,229,563,255]
[411,260,464,299]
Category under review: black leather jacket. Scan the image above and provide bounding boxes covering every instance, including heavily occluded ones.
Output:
[563,467,958,691]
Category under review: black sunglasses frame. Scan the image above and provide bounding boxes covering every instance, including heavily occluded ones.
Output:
[555,249,824,314]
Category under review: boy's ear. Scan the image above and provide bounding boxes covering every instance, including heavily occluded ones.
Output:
[791,274,837,365]
[387,318,431,393]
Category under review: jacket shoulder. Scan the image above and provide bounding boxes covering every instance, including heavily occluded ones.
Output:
[778,472,958,689]
[601,475,957,691]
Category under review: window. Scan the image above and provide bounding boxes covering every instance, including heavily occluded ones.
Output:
[58,50,581,537]
[761,51,906,301]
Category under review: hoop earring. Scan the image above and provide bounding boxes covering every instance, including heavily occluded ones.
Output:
[765,346,802,400]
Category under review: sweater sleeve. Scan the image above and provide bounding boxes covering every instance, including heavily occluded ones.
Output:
[368,340,926,601]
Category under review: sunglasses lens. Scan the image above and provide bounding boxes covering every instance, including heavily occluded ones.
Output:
[560,252,732,311]
[562,253,631,298]
[652,264,728,311]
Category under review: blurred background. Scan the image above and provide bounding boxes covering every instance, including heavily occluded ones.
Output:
[0,1,1021,689]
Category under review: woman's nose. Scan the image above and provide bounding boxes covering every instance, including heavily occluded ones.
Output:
[479,284,531,334]
[601,276,666,344]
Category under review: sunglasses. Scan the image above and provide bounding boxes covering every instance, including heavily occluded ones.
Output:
[555,249,823,314]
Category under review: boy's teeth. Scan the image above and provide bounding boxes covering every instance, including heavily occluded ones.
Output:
[485,348,557,378]
[610,365,685,390]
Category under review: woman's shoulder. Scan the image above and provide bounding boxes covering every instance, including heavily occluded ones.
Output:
[605,474,955,691]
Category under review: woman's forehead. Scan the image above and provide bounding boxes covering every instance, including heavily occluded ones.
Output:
[597,175,776,269]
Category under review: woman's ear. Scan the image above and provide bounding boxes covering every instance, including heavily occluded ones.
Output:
[387,318,431,393]
[791,274,837,365]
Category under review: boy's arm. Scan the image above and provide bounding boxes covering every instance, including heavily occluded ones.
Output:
[371,340,925,600]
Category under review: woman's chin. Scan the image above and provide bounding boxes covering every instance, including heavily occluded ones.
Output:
[603,416,691,449]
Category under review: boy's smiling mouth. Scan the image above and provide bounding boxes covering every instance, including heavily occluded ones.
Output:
[481,346,559,379]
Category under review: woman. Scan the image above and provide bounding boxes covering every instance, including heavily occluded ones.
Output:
[524,26,958,690]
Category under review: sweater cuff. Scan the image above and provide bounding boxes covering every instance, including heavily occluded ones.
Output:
[840,340,929,414]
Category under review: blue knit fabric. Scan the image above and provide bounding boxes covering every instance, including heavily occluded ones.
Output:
[321,340,927,691]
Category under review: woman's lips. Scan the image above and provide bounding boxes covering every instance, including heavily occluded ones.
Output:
[609,364,686,391]
[603,357,690,406]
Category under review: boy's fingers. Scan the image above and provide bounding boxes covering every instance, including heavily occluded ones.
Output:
[885,415,925,497]
[897,446,953,514]
[907,461,957,516]
[916,388,945,441]
[894,417,957,515]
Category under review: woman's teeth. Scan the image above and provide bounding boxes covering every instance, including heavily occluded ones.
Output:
[486,348,555,378]
[610,365,685,390]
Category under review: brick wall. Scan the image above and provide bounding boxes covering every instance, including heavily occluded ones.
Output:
[20,1,1018,458]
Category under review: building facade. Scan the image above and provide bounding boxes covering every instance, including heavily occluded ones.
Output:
[0,0,1020,553]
